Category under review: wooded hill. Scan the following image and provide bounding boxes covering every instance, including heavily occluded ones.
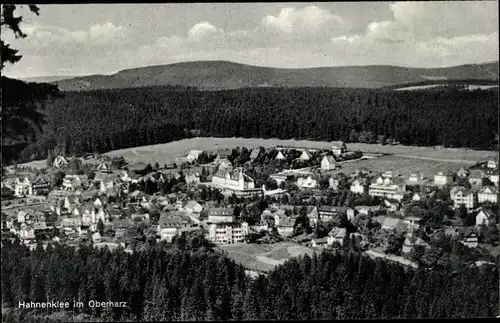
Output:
[1,239,498,322]
[51,60,499,91]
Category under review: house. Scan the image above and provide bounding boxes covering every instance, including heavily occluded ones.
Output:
[412,192,425,202]
[407,173,424,183]
[186,150,204,163]
[457,168,470,178]
[207,221,249,244]
[273,209,288,226]
[401,215,422,231]
[112,218,132,238]
[350,178,366,194]
[275,151,286,160]
[368,175,407,201]
[14,177,33,197]
[487,160,498,169]
[19,224,36,240]
[311,238,328,248]
[249,148,263,161]
[375,215,402,231]
[317,206,355,223]
[62,175,88,191]
[299,150,312,161]
[331,142,347,157]
[182,200,203,215]
[307,206,319,226]
[469,170,487,187]
[401,232,429,254]
[489,173,499,186]
[217,158,233,170]
[185,171,201,185]
[434,172,453,186]
[92,232,102,243]
[475,208,496,227]
[96,160,113,173]
[276,217,296,237]
[270,173,294,186]
[208,207,235,223]
[450,187,476,209]
[120,170,141,183]
[321,156,336,171]
[297,176,318,189]
[461,232,479,248]
[327,227,347,246]
[61,217,83,229]
[94,197,105,209]
[31,175,51,194]
[63,195,80,210]
[157,213,195,242]
[53,155,69,169]
[211,167,255,191]
[328,176,340,191]
[215,148,232,161]
[478,186,498,204]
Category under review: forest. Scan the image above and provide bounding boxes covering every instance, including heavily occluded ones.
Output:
[1,237,498,322]
[2,78,498,165]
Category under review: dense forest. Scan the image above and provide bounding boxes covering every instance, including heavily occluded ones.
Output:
[3,78,498,165]
[1,238,498,322]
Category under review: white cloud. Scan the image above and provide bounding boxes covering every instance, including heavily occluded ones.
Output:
[187,21,222,41]
[261,5,349,37]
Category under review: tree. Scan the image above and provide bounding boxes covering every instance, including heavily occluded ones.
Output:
[97,219,105,235]
[52,171,65,187]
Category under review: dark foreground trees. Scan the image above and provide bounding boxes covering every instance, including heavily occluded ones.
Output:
[1,240,498,322]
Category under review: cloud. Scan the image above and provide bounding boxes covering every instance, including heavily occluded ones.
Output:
[261,5,349,38]
[187,21,223,41]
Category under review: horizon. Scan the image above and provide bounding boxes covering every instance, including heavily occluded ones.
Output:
[2,2,499,79]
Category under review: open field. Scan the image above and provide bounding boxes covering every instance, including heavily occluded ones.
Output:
[218,242,314,272]
[18,137,496,170]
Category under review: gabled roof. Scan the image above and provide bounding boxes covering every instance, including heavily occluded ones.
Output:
[277,216,296,227]
[470,169,486,179]
[208,207,234,216]
[322,155,336,163]
[480,186,498,194]
[478,208,496,219]
[112,218,131,229]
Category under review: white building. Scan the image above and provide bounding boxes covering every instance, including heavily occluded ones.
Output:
[186,150,204,163]
[450,187,476,209]
[297,175,318,189]
[350,179,365,194]
[208,207,235,223]
[207,222,249,245]
[434,172,453,186]
[487,160,498,169]
[368,175,407,201]
[275,151,286,160]
[476,208,496,227]
[157,213,195,242]
[489,174,499,186]
[478,186,498,204]
[321,156,336,171]
[211,167,255,191]
[331,142,347,157]
[14,177,33,197]
[408,173,424,183]
[329,177,339,191]
[53,155,69,169]
[469,170,487,187]
[300,150,312,161]
[62,175,88,191]
[412,192,425,202]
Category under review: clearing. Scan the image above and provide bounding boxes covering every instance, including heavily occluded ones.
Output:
[18,137,496,169]
[218,242,314,272]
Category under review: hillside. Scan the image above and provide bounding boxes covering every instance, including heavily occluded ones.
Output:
[22,75,79,83]
[53,60,499,91]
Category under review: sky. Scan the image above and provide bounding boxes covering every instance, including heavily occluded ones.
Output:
[2,2,499,78]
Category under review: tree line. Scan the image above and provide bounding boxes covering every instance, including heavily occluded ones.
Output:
[1,238,498,322]
[3,80,498,165]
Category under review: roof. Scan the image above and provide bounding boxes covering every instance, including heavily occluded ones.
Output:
[183,200,201,210]
[208,207,234,216]
[277,216,296,227]
[480,186,498,194]
[250,148,262,159]
[158,213,193,227]
[322,155,336,163]
[470,169,486,179]
[216,148,232,157]
[478,208,496,219]
[375,215,401,228]
[112,218,131,229]
[328,227,347,238]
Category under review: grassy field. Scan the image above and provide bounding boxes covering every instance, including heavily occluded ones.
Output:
[218,242,314,272]
[18,137,496,170]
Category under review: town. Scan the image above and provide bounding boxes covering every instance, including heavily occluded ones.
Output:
[2,142,498,272]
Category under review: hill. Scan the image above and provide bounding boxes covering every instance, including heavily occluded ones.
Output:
[53,60,499,91]
[21,75,79,83]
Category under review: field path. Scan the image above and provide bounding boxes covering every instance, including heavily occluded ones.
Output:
[394,154,479,164]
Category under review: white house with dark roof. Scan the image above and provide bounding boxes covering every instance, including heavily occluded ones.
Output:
[207,221,249,244]
[434,172,453,186]
[299,150,312,161]
[275,151,286,160]
[297,175,318,189]
[475,208,496,227]
[478,186,498,204]
[487,160,498,169]
[457,168,470,178]
[450,186,476,209]
[350,178,366,194]
[53,155,69,169]
[211,167,255,191]
[208,207,235,223]
[186,150,204,163]
[327,227,347,245]
[469,170,487,187]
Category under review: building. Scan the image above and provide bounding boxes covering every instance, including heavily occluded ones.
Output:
[457,168,470,178]
[375,215,402,231]
[217,158,233,170]
[96,160,112,173]
[487,160,498,169]
[275,151,286,160]
[249,148,262,161]
[297,175,318,189]
[469,170,487,187]
[276,217,296,237]
[478,186,498,204]
[14,177,33,197]
[182,200,203,215]
[208,207,235,223]
[53,155,69,169]
[331,142,347,157]
[185,171,201,185]
[31,175,51,195]
[402,232,428,254]
[62,175,88,191]
[401,215,422,231]
[207,222,249,244]
[270,173,294,185]
[307,206,319,226]
[450,187,476,209]
[186,150,204,163]
[211,167,255,191]
[434,172,453,186]
[327,227,347,246]
[412,192,426,202]
[299,150,312,161]
[368,175,407,201]
[317,206,354,223]
[321,155,336,171]
[157,213,195,242]
[461,232,479,248]
[407,173,424,184]
[329,176,340,191]
[475,208,496,227]
[350,178,366,194]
